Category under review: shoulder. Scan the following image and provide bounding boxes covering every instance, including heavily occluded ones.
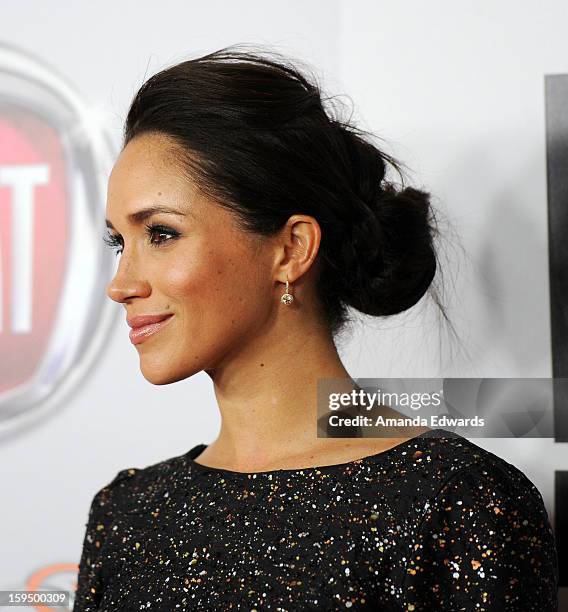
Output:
[412,429,555,539]
[87,467,138,517]
[399,431,559,610]
[400,428,546,501]
[91,451,189,514]
[424,447,555,549]
[372,429,528,515]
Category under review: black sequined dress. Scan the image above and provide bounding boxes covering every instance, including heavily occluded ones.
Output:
[72,428,559,611]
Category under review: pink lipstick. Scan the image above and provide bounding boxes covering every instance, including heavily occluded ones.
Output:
[127,313,174,345]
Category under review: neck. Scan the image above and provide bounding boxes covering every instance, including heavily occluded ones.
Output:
[204,315,358,468]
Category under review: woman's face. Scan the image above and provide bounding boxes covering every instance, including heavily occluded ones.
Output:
[105,133,275,385]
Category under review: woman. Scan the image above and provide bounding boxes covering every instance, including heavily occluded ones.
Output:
[73,45,558,611]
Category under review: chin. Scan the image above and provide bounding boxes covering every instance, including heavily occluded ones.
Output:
[139,359,199,385]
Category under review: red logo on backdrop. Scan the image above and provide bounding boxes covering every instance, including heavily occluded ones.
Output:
[1,108,67,390]
[0,43,117,434]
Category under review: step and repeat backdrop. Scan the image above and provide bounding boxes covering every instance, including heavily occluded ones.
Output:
[1,1,567,609]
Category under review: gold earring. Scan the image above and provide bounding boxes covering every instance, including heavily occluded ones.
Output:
[280,277,294,306]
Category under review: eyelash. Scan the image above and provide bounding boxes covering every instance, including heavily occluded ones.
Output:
[103,223,180,256]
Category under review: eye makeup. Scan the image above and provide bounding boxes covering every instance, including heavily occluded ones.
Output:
[103,223,181,256]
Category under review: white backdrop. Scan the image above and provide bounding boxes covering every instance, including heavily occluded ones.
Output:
[0,0,566,607]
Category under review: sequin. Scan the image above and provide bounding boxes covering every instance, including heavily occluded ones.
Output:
[72,428,558,611]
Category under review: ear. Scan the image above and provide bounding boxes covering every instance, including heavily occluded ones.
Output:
[273,214,321,284]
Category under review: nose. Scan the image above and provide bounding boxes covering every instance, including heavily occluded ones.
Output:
[106,255,151,303]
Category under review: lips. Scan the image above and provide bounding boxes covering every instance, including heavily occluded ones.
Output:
[127,313,174,345]
[127,313,173,328]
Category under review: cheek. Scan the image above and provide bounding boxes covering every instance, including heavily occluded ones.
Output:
[159,248,269,322]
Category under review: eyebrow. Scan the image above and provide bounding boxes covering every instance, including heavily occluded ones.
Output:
[105,205,186,230]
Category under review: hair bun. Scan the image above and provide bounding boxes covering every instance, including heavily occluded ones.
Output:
[336,177,438,318]
[325,122,437,317]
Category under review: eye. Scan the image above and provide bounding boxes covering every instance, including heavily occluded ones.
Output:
[144,223,180,247]
[103,231,123,256]
[102,224,180,256]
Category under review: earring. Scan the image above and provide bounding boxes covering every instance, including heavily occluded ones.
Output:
[280,277,294,306]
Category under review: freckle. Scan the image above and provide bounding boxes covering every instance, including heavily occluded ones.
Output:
[217,269,222,274]
[157,191,162,195]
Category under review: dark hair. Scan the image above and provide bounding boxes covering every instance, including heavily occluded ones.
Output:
[123,44,451,340]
